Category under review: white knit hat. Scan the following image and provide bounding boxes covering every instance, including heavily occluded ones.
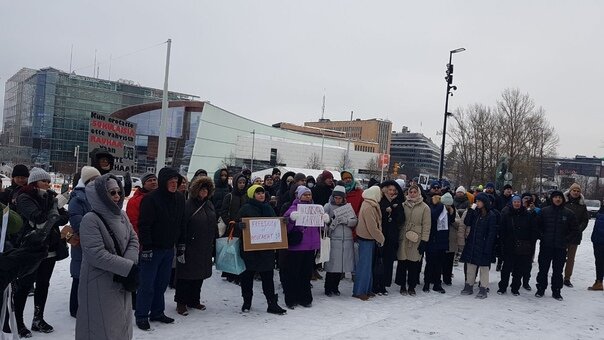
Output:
[81,166,101,184]
[456,186,467,194]
[28,167,51,185]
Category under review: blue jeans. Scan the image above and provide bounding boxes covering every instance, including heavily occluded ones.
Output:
[135,248,174,320]
[353,239,375,296]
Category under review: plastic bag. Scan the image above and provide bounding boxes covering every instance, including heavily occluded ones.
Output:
[215,235,246,275]
[315,228,330,264]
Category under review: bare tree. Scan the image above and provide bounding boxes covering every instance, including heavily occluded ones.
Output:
[305,152,323,170]
[336,152,352,172]
[221,151,237,168]
[364,156,381,179]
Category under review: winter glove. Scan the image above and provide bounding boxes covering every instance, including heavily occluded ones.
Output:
[114,264,139,292]
[376,242,383,248]
[322,213,330,224]
[176,244,186,264]
[289,211,300,221]
[417,240,427,255]
[141,250,153,262]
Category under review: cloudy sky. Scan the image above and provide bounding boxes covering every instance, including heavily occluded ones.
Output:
[1,1,602,158]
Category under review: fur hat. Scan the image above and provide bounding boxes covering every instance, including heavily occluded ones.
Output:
[27,168,51,185]
[81,166,101,184]
[11,164,29,178]
[189,176,215,199]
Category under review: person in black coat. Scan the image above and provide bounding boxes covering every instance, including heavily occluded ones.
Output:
[535,190,580,301]
[460,193,498,299]
[135,167,186,330]
[0,164,29,209]
[497,196,538,295]
[237,185,286,315]
[211,168,231,214]
[373,180,404,295]
[276,171,295,215]
[175,176,217,316]
[311,170,335,207]
[423,194,453,294]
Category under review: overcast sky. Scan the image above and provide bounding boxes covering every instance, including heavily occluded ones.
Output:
[1,1,602,158]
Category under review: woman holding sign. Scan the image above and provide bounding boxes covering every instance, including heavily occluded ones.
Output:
[238,185,287,315]
[284,186,330,308]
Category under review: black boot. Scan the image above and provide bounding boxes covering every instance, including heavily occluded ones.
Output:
[31,306,53,333]
[266,294,286,315]
[241,295,252,313]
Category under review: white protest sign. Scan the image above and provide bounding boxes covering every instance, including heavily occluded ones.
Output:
[333,203,356,221]
[295,204,324,227]
[249,218,283,244]
[0,206,9,253]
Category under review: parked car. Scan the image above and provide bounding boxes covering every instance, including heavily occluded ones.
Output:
[1,174,11,189]
[585,199,601,218]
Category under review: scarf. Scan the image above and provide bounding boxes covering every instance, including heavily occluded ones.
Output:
[248,198,275,217]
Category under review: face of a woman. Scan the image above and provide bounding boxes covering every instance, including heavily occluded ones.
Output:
[476,200,485,209]
[385,185,397,199]
[36,180,51,191]
[199,188,208,200]
[300,192,312,202]
[237,179,246,190]
[254,191,265,202]
[334,196,344,205]
[408,188,419,198]
[253,178,262,185]
[109,188,121,203]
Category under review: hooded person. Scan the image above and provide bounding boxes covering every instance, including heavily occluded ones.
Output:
[0,164,29,208]
[211,168,232,213]
[340,171,364,215]
[135,167,186,330]
[562,183,589,287]
[67,165,101,318]
[277,171,296,213]
[76,174,139,340]
[237,185,287,315]
[373,180,405,295]
[460,192,498,299]
[311,170,335,206]
[174,176,217,316]
[323,185,357,296]
[87,148,132,197]
[219,173,248,284]
[353,186,385,300]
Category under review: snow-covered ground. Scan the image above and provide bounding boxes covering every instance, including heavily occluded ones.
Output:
[10,221,604,340]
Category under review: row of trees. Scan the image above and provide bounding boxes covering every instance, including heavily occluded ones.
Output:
[446,88,559,191]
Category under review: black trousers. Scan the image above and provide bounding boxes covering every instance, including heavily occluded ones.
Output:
[13,257,56,326]
[174,279,204,306]
[283,251,314,306]
[536,246,566,292]
[324,272,342,293]
[395,260,421,289]
[498,254,532,291]
[594,244,604,281]
[522,251,535,285]
[70,278,79,317]
[441,252,455,284]
[424,251,446,286]
[240,270,275,301]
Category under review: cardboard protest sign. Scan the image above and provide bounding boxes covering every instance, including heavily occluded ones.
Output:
[89,112,137,173]
[242,217,288,251]
[295,204,325,227]
[333,203,355,221]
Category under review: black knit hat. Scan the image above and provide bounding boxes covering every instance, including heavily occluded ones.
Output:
[11,164,29,178]
[550,190,564,200]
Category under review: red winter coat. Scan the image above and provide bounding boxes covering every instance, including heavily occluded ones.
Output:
[126,188,148,235]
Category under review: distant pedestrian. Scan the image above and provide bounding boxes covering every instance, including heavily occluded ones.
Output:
[589,206,604,291]
[562,183,589,288]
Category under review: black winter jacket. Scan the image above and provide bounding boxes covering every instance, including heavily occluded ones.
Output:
[461,208,498,266]
[237,199,277,272]
[499,206,538,256]
[538,203,580,249]
[138,168,186,250]
[564,193,589,245]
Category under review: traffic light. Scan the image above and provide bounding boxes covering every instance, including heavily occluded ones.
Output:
[393,162,400,176]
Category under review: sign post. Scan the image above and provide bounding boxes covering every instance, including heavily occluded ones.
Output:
[379,154,390,181]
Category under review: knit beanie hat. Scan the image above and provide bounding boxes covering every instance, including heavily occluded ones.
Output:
[81,166,101,184]
[141,172,157,185]
[511,195,522,203]
[395,179,405,191]
[456,186,467,194]
[294,173,306,182]
[550,190,564,200]
[569,183,581,193]
[321,170,334,181]
[252,176,262,184]
[272,168,281,175]
[296,185,311,199]
[11,164,29,178]
[332,185,346,198]
[503,184,513,190]
[28,168,51,185]
[247,184,264,199]
[194,169,208,177]
[485,182,495,189]
[264,174,272,181]
[441,192,454,206]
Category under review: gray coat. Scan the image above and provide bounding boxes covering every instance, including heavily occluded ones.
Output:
[323,200,357,273]
[76,174,139,340]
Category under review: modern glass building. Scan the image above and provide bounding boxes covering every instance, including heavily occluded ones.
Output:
[389,126,440,178]
[1,67,197,173]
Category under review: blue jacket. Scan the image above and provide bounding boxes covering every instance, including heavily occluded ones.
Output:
[426,202,450,252]
[592,211,604,245]
[68,183,91,278]
[461,208,498,266]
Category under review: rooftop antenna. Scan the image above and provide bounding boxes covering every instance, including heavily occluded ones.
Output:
[93,49,97,77]
[320,91,326,120]
[108,54,112,80]
[69,44,73,73]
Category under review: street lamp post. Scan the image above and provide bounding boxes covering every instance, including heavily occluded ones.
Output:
[438,47,466,181]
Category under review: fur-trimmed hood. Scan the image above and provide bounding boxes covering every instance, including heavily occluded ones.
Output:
[189,176,215,199]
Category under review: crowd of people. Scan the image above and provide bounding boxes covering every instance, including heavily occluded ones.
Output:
[1,156,604,340]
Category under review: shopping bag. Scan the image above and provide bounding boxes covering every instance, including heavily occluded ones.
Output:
[215,230,246,275]
[315,228,331,264]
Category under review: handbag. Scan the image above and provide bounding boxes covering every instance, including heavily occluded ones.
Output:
[405,230,420,243]
[217,217,227,238]
[92,212,139,293]
[54,238,69,261]
[215,228,246,275]
[315,227,331,264]
[287,228,303,246]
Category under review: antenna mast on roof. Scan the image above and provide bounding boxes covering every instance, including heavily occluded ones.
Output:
[321,92,326,120]
[69,44,73,73]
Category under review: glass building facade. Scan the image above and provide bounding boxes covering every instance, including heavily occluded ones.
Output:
[1,67,197,173]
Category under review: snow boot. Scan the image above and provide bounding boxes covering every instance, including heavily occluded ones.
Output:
[522,283,532,291]
[432,284,446,294]
[150,313,174,324]
[136,319,151,331]
[552,290,563,301]
[176,303,189,316]
[241,295,252,313]
[408,288,416,296]
[563,279,573,288]
[535,289,545,298]
[511,289,520,296]
[475,287,488,299]
[497,288,506,295]
[460,284,474,295]
[31,306,53,333]
[588,280,603,291]
[399,288,408,296]
[266,294,286,315]
[422,283,430,292]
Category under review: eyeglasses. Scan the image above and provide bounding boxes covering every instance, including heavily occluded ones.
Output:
[109,190,121,196]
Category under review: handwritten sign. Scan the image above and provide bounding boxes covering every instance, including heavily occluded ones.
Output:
[249,219,282,244]
[333,203,356,221]
[89,112,137,174]
[295,204,325,227]
[242,217,289,251]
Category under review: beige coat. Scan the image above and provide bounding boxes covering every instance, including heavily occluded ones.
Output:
[356,198,385,245]
[397,199,431,261]
[456,209,470,248]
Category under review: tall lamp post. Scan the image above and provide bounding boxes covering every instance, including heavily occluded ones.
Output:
[438,47,466,181]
